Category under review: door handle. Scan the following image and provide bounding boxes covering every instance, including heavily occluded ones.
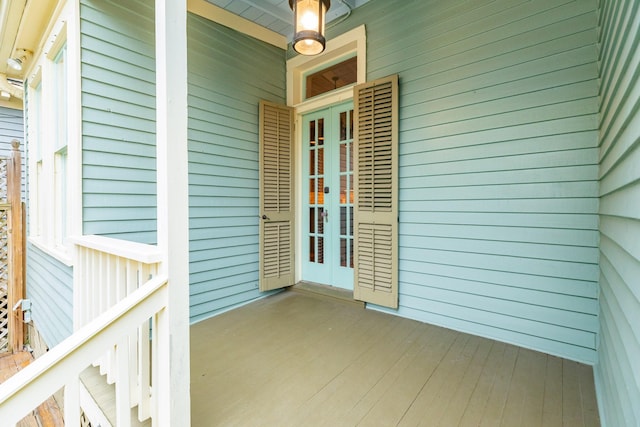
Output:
[261,215,269,220]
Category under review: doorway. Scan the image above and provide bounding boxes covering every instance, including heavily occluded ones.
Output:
[301,101,354,290]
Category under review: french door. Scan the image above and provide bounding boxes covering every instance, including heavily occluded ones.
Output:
[301,102,354,290]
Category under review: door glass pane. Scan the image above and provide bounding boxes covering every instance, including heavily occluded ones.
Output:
[349,175,353,203]
[309,120,316,146]
[350,239,354,268]
[318,237,324,264]
[340,144,346,173]
[349,110,353,139]
[348,138,353,172]
[309,178,315,204]
[309,208,315,233]
[340,238,347,267]
[340,206,346,235]
[340,111,347,141]
[317,147,324,175]
[317,207,324,235]
[318,119,324,145]
[349,206,353,236]
[310,150,315,175]
[317,177,324,204]
[309,237,315,262]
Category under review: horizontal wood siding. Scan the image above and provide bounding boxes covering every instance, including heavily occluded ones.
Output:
[0,106,25,197]
[329,0,600,363]
[80,0,157,244]
[187,14,285,323]
[25,243,73,348]
[0,106,23,156]
[594,0,640,425]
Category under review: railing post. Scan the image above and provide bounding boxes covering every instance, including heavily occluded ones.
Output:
[7,139,24,352]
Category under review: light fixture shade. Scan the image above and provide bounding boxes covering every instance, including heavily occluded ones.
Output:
[6,57,23,72]
[289,0,330,56]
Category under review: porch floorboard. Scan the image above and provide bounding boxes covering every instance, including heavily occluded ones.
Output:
[190,291,599,426]
[0,351,64,427]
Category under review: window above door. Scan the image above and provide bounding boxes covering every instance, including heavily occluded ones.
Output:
[287,25,366,113]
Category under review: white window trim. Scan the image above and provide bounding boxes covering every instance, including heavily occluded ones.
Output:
[25,0,81,266]
[286,24,366,284]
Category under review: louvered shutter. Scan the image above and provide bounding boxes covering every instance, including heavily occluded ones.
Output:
[353,75,399,308]
[259,101,295,291]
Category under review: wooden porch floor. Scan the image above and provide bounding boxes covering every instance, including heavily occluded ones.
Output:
[190,290,600,426]
[0,351,64,426]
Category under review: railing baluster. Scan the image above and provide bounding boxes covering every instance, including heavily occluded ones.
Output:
[64,376,81,427]
[128,329,139,408]
[115,336,132,427]
[137,318,151,421]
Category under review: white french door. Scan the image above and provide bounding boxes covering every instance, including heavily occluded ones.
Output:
[301,102,355,290]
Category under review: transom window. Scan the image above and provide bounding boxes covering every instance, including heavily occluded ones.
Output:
[305,56,357,99]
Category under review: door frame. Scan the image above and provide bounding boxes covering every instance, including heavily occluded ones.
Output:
[287,26,367,285]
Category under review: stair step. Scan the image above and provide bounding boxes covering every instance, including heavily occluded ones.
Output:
[80,365,150,427]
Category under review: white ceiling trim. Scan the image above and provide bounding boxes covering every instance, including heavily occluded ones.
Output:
[187,0,288,50]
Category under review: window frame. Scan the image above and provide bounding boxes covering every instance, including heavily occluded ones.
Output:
[287,25,366,114]
[25,3,80,267]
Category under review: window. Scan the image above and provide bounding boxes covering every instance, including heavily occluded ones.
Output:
[29,81,44,238]
[305,56,357,99]
[287,25,366,110]
[27,21,73,264]
[54,147,67,247]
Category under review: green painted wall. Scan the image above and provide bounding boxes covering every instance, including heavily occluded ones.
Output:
[25,244,73,348]
[594,0,640,425]
[80,0,157,244]
[0,106,23,156]
[21,88,73,349]
[327,0,600,363]
[187,14,286,323]
[0,106,25,196]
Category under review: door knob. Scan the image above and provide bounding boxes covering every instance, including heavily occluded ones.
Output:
[261,215,269,220]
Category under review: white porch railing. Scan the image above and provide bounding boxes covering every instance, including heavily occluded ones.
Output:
[0,274,168,426]
[0,235,169,426]
[72,235,162,328]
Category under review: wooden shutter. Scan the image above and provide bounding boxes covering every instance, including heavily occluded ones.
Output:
[259,101,295,291]
[353,75,399,308]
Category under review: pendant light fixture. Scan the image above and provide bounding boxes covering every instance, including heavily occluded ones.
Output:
[289,0,331,56]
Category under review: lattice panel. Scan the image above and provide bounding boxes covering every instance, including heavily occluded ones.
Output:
[0,284,7,354]
[0,158,7,203]
[0,157,8,353]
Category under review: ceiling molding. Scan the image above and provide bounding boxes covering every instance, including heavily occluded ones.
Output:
[188,0,288,50]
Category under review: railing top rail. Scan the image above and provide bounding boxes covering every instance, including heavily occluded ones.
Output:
[70,235,163,264]
[0,274,168,420]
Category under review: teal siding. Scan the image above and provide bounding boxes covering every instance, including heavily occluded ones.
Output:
[0,106,23,156]
[25,244,73,348]
[80,0,157,244]
[328,0,600,363]
[0,106,25,196]
[187,14,285,323]
[594,0,640,425]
